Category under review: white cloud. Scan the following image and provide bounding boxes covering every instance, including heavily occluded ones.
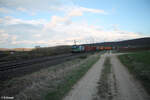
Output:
[68,7,107,17]
[68,9,83,17]
[0,0,107,16]
[0,14,147,48]
[0,30,9,43]
[0,20,146,47]
[16,7,36,16]
[43,15,71,30]
[17,7,27,12]
[41,15,145,45]
[0,29,18,44]
[0,0,64,13]
[44,6,106,30]
[0,7,12,13]
[0,0,66,16]
[0,16,47,26]
[79,7,106,14]
[33,34,41,37]
[0,9,147,47]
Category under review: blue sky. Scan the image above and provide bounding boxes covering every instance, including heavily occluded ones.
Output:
[0,0,149,48]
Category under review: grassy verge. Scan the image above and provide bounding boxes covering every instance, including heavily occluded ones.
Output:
[45,54,100,100]
[97,57,112,99]
[118,50,150,94]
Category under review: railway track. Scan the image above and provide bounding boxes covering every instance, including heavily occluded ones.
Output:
[0,53,73,71]
[0,53,87,81]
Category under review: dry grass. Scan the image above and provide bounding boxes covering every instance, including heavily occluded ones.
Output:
[0,46,71,62]
[0,53,99,100]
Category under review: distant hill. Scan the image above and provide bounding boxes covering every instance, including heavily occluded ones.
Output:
[0,48,11,51]
[1,37,150,51]
[94,37,150,47]
[0,48,34,51]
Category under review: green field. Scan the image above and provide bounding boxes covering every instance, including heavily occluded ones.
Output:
[118,51,150,94]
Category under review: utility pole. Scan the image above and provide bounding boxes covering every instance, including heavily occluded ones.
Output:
[74,40,76,45]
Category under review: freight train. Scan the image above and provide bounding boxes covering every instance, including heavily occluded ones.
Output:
[72,45,112,53]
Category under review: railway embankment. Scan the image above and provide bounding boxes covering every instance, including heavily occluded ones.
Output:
[0,53,82,81]
[0,52,100,100]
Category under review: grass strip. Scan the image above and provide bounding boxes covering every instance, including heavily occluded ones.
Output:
[97,57,112,99]
[45,54,100,100]
[118,51,150,94]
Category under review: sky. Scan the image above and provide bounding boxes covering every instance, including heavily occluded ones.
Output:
[0,0,150,48]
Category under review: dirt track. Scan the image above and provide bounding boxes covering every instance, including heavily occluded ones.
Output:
[111,53,149,100]
[63,53,106,100]
[63,52,150,100]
